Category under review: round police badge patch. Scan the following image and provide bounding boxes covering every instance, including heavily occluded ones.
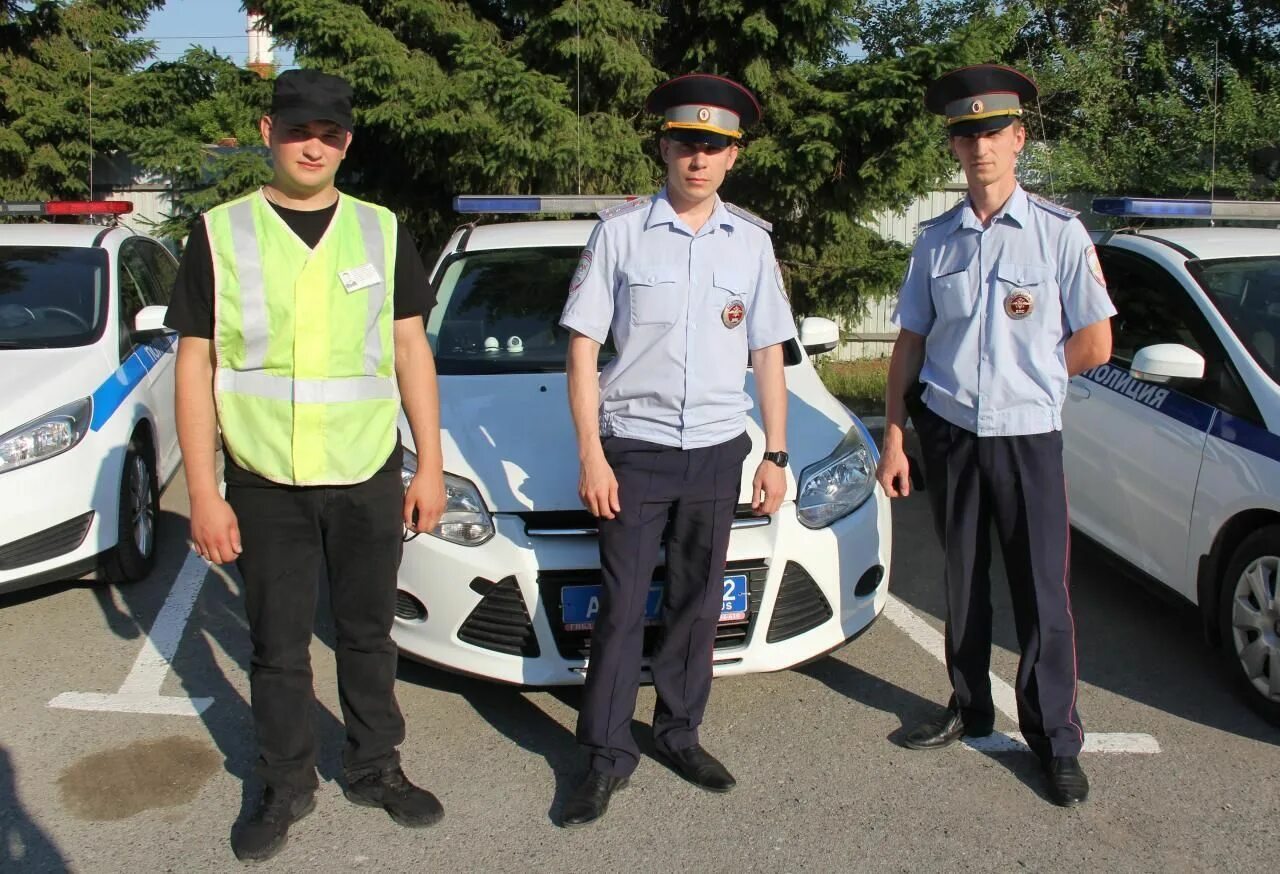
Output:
[722,298,746,328]
[1004,289,1034,320]
[570,249,593,292]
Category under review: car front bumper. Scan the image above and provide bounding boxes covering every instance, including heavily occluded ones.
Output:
[391,492,892,686]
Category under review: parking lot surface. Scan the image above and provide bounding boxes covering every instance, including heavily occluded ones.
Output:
[2,453,1278,873]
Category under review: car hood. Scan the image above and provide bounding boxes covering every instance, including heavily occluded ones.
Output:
[0,347,109,434]
[409,370,864,513]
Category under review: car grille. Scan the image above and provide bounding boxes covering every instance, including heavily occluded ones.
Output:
[457,575,540,657]
[538,559,769,661]
[765,561,833,643]
[518,504,769,537]
[0,512,94,571]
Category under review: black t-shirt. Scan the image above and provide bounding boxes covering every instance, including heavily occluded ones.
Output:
[164,198,435,338]
[165,197,430,487]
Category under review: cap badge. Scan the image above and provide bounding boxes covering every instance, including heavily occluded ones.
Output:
[971,99,984,114]
[1004,289,1034,320]
[697,107,711,122]
[722,298,746,328]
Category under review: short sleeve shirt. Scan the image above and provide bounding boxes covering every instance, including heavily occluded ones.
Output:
[560,189,797,449]
[891,185,1117,436]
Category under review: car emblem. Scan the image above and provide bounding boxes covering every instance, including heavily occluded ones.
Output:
[722,299,746,328]
[1004,289,1034,319]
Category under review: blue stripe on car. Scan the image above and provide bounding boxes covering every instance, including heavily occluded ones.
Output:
[1080,362,1280,463]
[89,335,176,432]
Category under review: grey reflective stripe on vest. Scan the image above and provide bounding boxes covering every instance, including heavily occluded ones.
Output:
[352,201,389,376]
[228,200,269,370]
[218,369,396,403]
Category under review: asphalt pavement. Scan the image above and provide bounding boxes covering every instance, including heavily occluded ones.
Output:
[2,448,1278,873]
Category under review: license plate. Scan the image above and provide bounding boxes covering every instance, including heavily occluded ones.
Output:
[561,574,749,630]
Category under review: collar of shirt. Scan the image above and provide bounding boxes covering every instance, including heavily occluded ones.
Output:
[949,183,1029,236]
[645,187,735,237]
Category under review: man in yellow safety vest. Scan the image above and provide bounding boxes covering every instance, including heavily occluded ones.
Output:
[166,69,446,863]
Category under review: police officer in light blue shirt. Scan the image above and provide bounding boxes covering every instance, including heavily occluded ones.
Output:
[559,73,796,827]
[876,64,1116,808]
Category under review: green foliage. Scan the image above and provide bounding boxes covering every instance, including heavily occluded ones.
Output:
[0,0,162,200]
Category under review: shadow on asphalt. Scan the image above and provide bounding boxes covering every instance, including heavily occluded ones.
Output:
[0,745,69,872]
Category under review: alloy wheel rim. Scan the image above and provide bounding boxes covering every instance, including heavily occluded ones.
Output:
[129,456,154,557]
[1228,555,1280,703]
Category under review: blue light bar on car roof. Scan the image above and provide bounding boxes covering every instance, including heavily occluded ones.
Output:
[453,195,641,214]
[1092,197,1280,221]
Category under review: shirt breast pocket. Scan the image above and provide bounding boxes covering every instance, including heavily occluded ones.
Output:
[627,271,683,327]
[930,270,976,323]
[995,262,1057,322]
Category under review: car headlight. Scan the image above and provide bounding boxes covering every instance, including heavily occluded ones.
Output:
[796,425,876,529]
[0,398,93,476]
[401,449,495,546]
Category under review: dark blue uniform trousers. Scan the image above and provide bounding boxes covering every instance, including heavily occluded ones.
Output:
[577,431,751,777]
[915,405,1085,758]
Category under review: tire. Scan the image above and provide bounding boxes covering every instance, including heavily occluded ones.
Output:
[1217,524,1280,727]
[102,439,159,583]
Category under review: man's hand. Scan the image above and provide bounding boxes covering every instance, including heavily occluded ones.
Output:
[579,452,620,519]
[190,494,242,564]
[751,460,786,516]
[875,444,912,498]
[404,471,447,534]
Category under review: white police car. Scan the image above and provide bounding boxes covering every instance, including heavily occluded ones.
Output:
[0,202,180,595]
[392,195,891,685]
[1064,197,1280,725]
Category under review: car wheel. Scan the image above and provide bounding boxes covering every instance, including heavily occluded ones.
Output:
[1218,524,1280,726]
[102,439,159,583]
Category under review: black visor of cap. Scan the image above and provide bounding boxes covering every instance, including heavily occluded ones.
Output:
[664,128,736,148]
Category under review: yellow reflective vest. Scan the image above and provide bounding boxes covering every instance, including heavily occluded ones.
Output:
[207,189,399,486]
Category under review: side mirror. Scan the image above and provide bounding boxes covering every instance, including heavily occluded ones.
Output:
[799,316,840,355]
[132,305,172,342]
[1131,343,1205,384]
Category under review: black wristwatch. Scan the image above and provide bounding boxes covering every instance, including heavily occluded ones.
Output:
[763,450,789,468]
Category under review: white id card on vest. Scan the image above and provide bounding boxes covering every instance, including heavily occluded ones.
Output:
[339,263,382,293]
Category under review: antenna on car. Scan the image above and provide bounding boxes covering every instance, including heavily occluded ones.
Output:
[1209,40,1220,222]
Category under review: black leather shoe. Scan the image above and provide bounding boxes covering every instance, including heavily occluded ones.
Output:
[1043,756,1090,807]
[903,708,993,750]
[344,767,444,828]
[561,769,629,827]
[231,787,315,863]
[661,744,736,793]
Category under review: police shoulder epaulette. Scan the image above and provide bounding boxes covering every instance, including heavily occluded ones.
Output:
[724,202,773,232]
[1027,193,1079,219]
[597,198,649,221]
[918,200,963,231]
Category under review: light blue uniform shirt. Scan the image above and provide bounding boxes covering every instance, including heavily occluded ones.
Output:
[892,185,1117,436]
[560,189,797,449]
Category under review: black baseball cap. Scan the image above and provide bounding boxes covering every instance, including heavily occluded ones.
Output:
[270,69,354,131]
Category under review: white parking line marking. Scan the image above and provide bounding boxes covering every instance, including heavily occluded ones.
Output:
[882,594,1160,754]
[48,549,214,717]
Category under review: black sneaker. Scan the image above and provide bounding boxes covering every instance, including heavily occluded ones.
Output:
[344,767,444,828]
[231,787,315,863]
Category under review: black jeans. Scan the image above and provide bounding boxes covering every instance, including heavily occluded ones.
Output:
[227,466,406,794]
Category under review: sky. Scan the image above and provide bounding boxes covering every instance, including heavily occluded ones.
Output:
[138,0,296,69]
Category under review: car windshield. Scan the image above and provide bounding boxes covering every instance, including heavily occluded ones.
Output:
[1191,256,1280,384]
[427,246,613,374]
[0,246,108,348]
